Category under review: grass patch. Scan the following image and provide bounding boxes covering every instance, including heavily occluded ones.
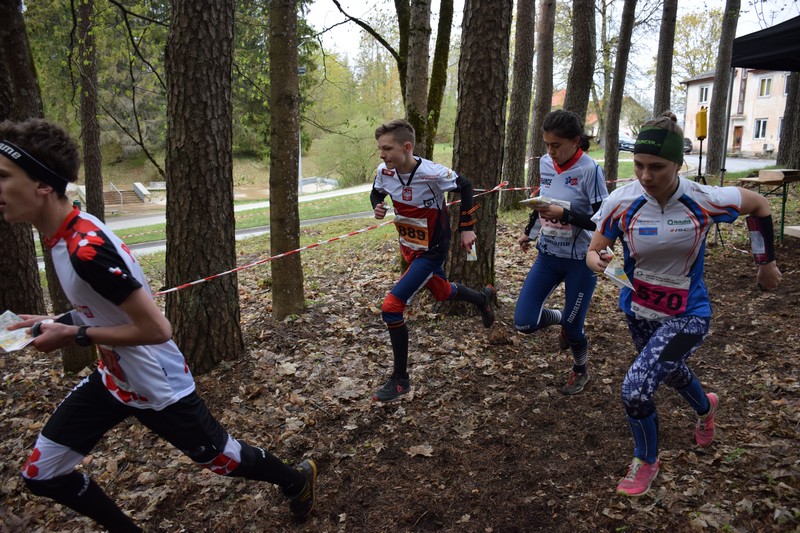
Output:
[35,192,374,256]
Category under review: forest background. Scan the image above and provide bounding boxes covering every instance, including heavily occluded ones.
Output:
[23,0,796,192]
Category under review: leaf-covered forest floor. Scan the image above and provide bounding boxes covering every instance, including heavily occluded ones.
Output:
[1,214,798,532]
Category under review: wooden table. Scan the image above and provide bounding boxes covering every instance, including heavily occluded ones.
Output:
[737,169,800,241]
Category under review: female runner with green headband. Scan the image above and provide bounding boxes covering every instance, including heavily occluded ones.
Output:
[585,111,781,497]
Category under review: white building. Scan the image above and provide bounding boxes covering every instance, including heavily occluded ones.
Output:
[682,69,791,157]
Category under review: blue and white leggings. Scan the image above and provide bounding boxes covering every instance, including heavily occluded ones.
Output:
[622,314,712,463]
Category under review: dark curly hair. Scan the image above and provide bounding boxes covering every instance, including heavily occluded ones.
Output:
[0,118,79,198]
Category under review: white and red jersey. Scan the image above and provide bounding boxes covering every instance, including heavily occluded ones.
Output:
[47,208,195,410]
[536,150,608,259]
[373,157,458,262]
[593,178,741,320]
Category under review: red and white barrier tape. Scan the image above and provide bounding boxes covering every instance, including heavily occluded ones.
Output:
[154,181,510,296]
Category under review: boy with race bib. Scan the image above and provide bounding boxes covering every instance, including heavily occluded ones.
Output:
[1,119,317,530]
[370,119,495,402]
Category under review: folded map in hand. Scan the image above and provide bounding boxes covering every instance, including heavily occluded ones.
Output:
[0,310,34,352]
[519,196,571,209]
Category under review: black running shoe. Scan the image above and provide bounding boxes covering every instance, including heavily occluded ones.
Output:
[373,376,411,402]
[479,285,496,328]
[289,459,317,519]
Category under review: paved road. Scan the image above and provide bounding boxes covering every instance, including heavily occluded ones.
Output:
[126,210,377,256]
[37,184,376,267]
[106,183,373,231]
[682,154,775,180]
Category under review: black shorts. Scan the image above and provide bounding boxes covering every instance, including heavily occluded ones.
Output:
[42,370,229,461]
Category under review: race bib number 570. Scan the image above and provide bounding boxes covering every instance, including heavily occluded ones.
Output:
[631,268,690,321]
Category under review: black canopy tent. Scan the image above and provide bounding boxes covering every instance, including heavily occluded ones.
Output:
[717,16,800,181]
[731,15,800,72]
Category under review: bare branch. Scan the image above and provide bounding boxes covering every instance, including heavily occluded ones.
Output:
[329,0,401,64]
[105,0,168,27]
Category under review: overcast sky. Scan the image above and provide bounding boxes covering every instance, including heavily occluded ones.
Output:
[307,0,800,61]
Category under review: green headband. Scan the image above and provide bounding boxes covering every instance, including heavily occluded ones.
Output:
[633,126,684,165]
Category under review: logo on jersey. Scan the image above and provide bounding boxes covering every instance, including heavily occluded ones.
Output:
[381,168,395,176]
[667,218,692,226]
[402,186,413,201]
[565,176,578,186]
[75,304,94,318]
[541,177,553,186]
[108,267,129,279]
[638,227,658,236]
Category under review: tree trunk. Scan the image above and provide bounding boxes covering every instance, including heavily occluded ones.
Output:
[652,0,677,116]
[602,0,637,191]
[447,0,512,307]
[500,0,535,210]
[405,0,432,156]
[777,73,798,167]
[0,0,46,317]
[394,0,411,103]
[526,0,555,189]
[786,74,800,170]
[705,0,740,178]
[165,0,243,374]
[2,0,94,372]
[77,0,105,222]
[424,0,453,160]
[563,0,596,127]
[594,0,612,145]
[269,0,305,320]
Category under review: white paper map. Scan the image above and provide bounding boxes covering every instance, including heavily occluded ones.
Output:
[602,251,634,290]
[0,310,34,352]
[519,196,572,210]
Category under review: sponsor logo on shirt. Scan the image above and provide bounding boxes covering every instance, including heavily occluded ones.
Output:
[75,304,94,318]
[381,168,395,176]
[419,174,439,181]
[638,227,658,236]
[541,177,553,186]
[423,198,436,208]
[667,218,692,226]
[670,227,695,233]
[565,176,578,186]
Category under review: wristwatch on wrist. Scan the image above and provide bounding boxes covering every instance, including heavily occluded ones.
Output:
[75,326,93,347]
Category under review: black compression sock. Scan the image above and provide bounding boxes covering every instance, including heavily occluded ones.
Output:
[25,472,141,533]
[388,321,409,378]
[452,283,485,306]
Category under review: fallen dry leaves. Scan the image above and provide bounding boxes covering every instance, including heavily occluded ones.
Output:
[1,218,798,532]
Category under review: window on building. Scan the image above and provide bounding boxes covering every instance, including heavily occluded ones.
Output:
[754,119,768,139]
[758,77,772,97]
[699,85,709,103]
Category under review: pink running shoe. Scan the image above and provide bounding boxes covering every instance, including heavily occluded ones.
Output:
[616,458,660,497]
[695,392,718,447]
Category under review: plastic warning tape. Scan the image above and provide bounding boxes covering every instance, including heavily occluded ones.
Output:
[153,181,509,296]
